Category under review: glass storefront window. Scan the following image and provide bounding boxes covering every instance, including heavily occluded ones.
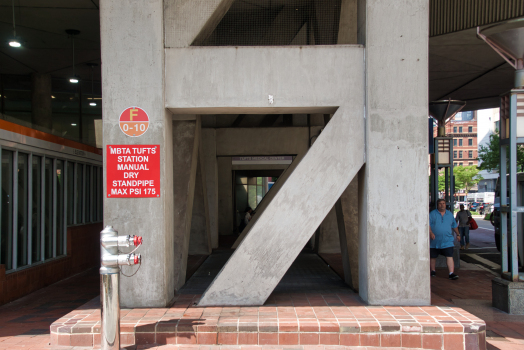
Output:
[56,160,64,256]
[76,164,84,224]
[32,155,42,263]
[0,146,102,271]
[86,165,91,222]
[1,150,14,270]
[44,158,53,259]
[67,162,74,225]
[17,152,29,268]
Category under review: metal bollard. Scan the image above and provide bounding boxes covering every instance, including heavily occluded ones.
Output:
[100,226,142,350]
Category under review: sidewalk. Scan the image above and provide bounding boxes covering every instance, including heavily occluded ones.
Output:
[0,258,523,349]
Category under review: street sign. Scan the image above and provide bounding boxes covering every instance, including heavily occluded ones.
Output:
[106,145,160,198]
[119,107,149,137]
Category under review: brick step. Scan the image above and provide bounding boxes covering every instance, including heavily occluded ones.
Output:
[51,296,487,349]
[54,331,482,349]
[129,346,426,350]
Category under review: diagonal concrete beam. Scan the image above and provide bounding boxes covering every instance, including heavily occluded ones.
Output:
[198,105,364,306]
[164,0,235,48]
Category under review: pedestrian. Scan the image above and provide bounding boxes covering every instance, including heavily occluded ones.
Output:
[429,199,460,280]
[455,204,472,250]
[238,207,253,233]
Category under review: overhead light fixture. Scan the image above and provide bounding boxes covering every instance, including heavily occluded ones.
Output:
[51,95,55,99]
[86,62,99,106]
[71,123,77,126]
[9,0,21,48]
[66,29,80,84]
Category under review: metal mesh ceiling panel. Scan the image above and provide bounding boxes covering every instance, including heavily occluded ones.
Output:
[197,0,342,46]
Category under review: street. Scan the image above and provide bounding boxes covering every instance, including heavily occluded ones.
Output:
[459,216,502,273]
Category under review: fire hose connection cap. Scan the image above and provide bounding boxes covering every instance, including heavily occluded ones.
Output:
[134,254,141,265]
[134,236,143,246]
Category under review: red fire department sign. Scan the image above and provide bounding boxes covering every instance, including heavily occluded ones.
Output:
[106,145,160,198]
[119,106,149,137]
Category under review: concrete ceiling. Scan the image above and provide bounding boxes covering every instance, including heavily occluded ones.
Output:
[429,27,515,111]
[0,0,519,113]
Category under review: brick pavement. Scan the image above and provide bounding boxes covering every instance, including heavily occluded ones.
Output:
[0,253,522,349]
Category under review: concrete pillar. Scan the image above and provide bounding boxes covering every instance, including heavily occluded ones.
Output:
[101,0,175,307]
[31,73,52,132]
[318,206,341,254]
[337,0,357,45]
[189,146,212,255]
[217,157,233,236]
[358,0,430,305]
[172,118,200,290]
[202,129,219,248]
[335,176,359,291]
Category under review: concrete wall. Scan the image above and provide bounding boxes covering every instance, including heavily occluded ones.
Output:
[100,0,174,307]
[358,0,430,305]
[318,207,342,254]
[216,127,313,157]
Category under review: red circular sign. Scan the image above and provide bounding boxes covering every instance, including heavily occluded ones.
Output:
[119,107,149,137]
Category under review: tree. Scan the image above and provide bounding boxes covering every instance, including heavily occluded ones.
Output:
[477,130,524,172]
[453,165,483,196]
[429,172,464,193]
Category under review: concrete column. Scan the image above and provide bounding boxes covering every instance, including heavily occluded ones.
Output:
[202,129,219,248]
[337,0,357,45]
[217,157,233,236]
[335,176,359,291]
[358,0,430,305]
[31,73,52,132]
[189,144,212,255]
[172,118,200,290]
[101,0,175,307]
[318,206,341,254]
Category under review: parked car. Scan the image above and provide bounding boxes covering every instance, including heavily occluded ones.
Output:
[469,202,481,211]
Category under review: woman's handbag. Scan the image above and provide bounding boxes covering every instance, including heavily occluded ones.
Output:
[469,217,478,230]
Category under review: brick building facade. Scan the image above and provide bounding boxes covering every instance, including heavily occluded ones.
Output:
[433,111,478,167]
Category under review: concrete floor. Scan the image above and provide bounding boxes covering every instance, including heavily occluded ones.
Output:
[180,250,352,295]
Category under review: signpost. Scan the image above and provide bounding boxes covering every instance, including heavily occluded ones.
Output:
[106,145,160,198]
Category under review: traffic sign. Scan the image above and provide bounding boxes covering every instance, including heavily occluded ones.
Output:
[119,106,149,137]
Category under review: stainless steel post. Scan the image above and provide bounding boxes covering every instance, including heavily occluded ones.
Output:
[100,226,142,350]
[101,274,120,350]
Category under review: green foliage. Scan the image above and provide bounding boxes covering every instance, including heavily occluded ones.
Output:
[477,130,524,172]
[453,165,483,195]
